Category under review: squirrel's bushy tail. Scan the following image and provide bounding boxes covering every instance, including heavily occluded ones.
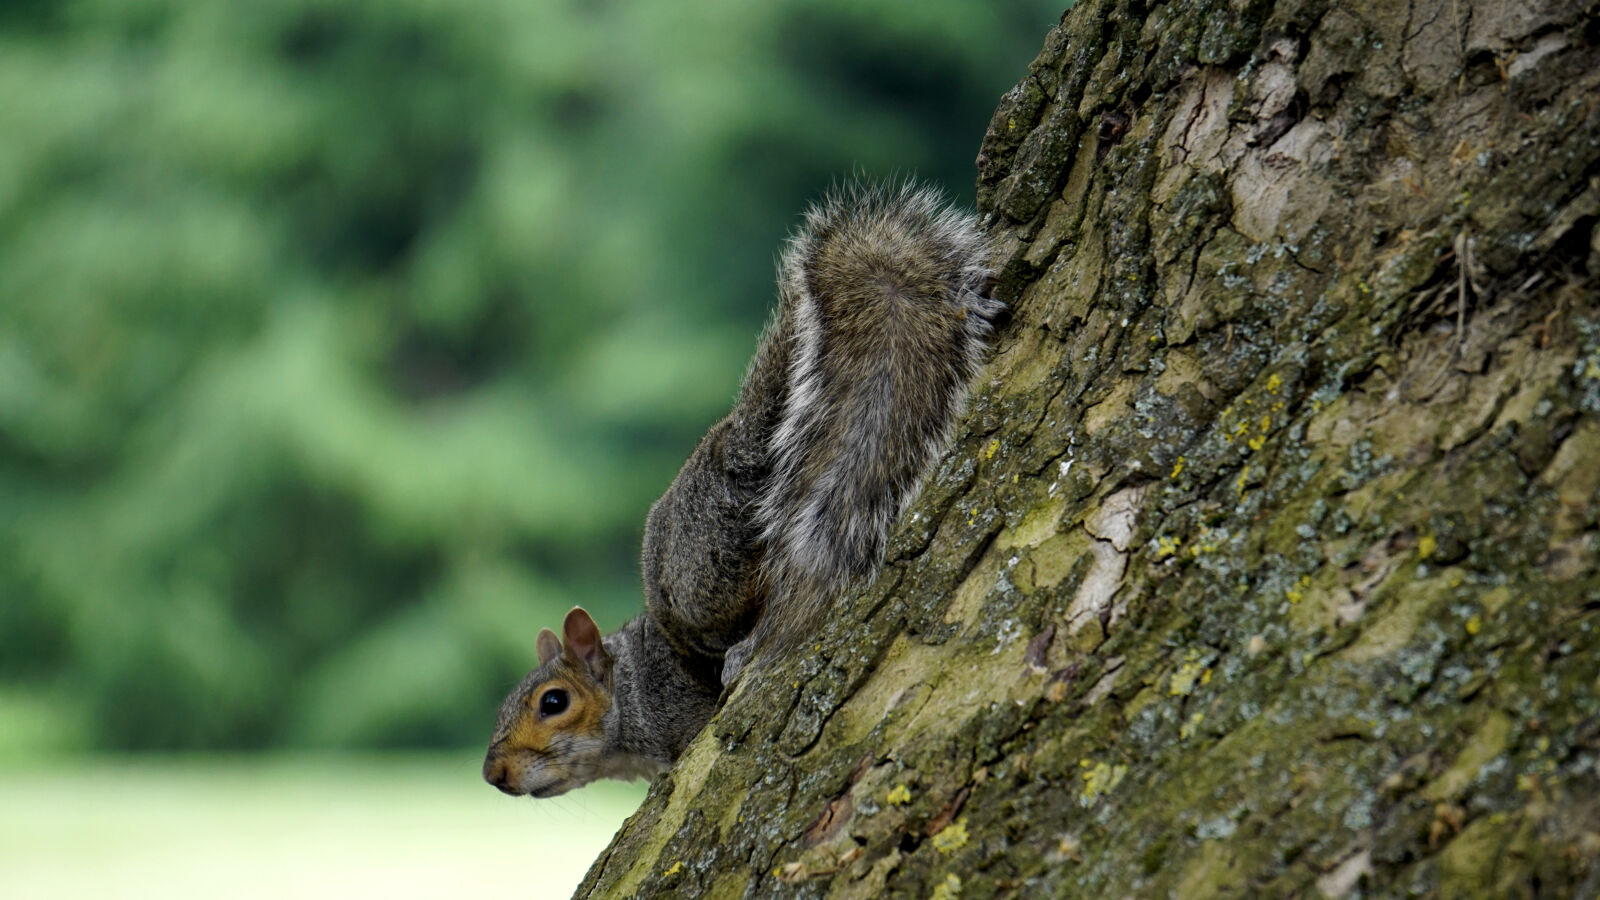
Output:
[753,180,999,651]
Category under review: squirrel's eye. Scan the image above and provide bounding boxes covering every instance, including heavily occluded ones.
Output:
[538,689,569,718]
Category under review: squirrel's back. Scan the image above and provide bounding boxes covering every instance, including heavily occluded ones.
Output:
[754,181,998,648]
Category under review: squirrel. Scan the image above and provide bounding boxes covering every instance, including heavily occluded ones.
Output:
[483,180,999,798]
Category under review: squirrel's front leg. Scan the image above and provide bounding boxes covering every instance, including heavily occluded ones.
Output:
[640,416,768,666]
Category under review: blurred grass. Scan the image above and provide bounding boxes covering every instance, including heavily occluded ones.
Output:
[0,754,647,899]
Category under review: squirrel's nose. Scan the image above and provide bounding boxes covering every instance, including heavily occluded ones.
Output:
[483,755,516,794]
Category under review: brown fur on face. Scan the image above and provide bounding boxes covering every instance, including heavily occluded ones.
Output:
[483,610,615,797]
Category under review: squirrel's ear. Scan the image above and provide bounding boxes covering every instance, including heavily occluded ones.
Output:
[562,606,611,685]
[536,628,561,666]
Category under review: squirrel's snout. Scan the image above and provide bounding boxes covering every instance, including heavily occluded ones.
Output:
[483,755,518,795]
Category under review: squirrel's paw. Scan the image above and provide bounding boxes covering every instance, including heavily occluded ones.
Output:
[720,634,757,689]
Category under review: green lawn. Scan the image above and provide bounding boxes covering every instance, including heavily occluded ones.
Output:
[0,755,646,899]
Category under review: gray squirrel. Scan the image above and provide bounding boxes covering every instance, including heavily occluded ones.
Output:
[483,181,999,798]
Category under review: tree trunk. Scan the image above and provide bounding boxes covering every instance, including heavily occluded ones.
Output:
[577,0,1600,896]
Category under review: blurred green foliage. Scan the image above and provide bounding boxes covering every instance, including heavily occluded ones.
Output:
[0,0,1062,752]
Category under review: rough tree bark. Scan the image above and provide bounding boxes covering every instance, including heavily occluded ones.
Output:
[578,0,1600,896]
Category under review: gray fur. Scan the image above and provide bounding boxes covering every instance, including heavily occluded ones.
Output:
[485,180,998,790]
[603,617,722,764]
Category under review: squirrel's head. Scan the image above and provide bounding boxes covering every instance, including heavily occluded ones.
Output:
[482,606,615,798]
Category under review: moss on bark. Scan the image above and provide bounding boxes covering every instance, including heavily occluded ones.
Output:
[579,0,1600,896]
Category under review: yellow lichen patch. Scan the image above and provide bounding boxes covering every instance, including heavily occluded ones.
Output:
[1170,456,1186,479]
[1241,411,1273,451]
[886,784,912,806]
[984,439,1001,460]
[1465,615,1482,636]
[1169,650,1211,696]
[930,873,963,899]
[1079,760,1127,805]
[1285,574,1312,603]
[931,818,969,853]
[1180,711,1206,740]
[1184,528,1222,558]
[1266,372,1282,393]
[1156,535,1182,558]
[1418,534,1438,559]
[663,862,684,876]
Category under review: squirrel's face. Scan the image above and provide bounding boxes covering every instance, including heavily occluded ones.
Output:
[483,608,614,798]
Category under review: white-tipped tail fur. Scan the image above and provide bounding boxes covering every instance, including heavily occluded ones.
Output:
[751,180,1000,653]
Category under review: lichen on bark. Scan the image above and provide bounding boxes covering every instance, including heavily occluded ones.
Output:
[578,0,1600,896]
